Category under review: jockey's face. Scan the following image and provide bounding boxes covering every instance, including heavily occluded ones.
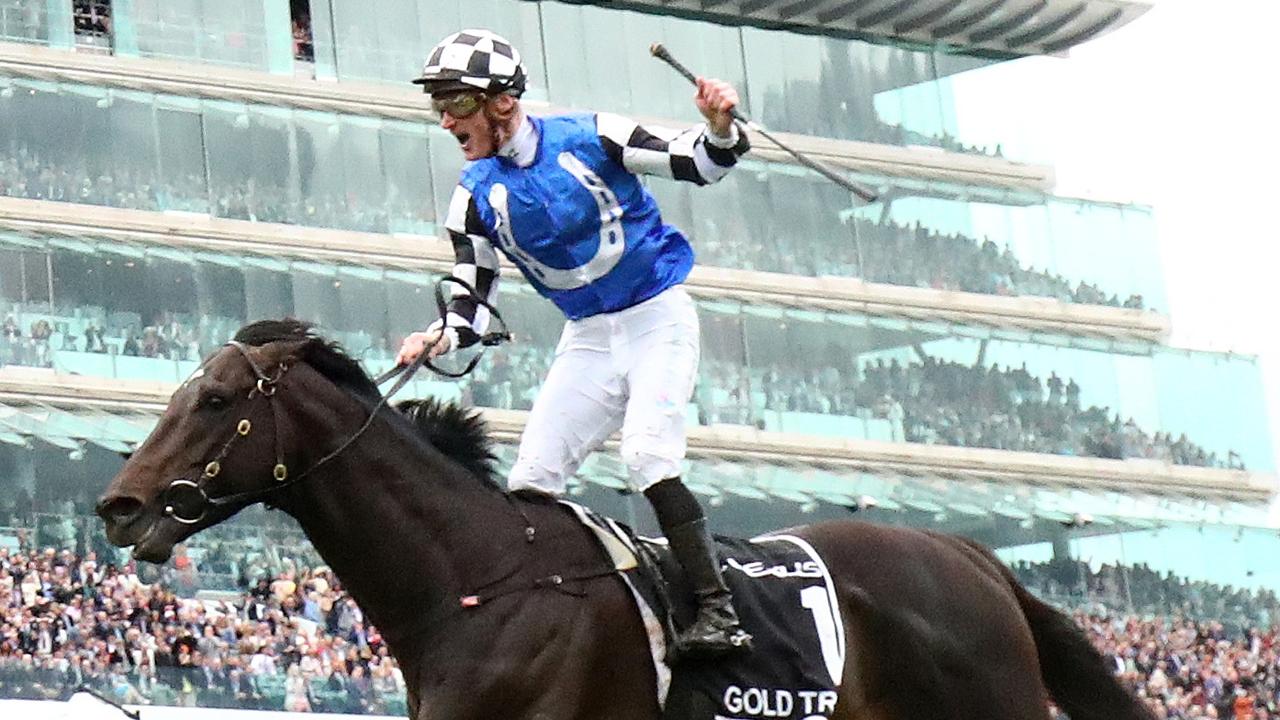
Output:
[435,92,518,161]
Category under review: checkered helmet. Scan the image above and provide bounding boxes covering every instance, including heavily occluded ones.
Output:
[413,29,527,97]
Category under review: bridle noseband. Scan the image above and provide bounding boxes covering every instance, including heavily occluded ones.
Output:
[159,275,510,526]
[161,341,297,524]
[160,339,426,525]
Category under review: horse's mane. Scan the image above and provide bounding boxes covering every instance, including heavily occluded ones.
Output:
[396,398,497,482]
[232,320,498,485]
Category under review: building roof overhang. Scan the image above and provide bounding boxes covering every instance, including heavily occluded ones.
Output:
[573,0,1151,58]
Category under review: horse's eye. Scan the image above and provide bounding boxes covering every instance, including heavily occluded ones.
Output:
[198,394,229,411]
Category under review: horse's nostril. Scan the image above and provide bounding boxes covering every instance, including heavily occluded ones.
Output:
[96,496,144,525]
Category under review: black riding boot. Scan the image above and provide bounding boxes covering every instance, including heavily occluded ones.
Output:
[665,517,753,657]
[645,478,752,658]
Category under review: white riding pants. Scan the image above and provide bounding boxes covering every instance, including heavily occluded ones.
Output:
[508,285,700,494]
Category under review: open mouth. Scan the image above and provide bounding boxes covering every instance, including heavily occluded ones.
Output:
[105,513,176,563]
[456,132,471,149]
[131,520,176,563]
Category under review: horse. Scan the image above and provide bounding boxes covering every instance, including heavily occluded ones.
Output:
[96,319,1154,720]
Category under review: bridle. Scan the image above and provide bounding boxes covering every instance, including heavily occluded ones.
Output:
[159,275,510,525]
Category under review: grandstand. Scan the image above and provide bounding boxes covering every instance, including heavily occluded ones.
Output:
[0,0,1277,717]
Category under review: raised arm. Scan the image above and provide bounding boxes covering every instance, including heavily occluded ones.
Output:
[595,112,750,185]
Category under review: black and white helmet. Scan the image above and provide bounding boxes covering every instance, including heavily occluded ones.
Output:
[412,29,527,97]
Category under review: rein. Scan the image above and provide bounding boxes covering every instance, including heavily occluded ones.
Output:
[416,274,512,379]
[161,275,509,525]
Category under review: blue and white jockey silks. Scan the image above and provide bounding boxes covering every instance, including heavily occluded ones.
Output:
[430,110,748,491]
[431,111,750,350]
[466,113,692,319]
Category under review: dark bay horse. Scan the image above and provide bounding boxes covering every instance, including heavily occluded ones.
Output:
[96,320,1153,720]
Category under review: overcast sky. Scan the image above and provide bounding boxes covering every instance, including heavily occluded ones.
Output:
[973,0,1280,471]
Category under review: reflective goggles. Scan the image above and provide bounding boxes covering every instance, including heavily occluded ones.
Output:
[431,92,488,119]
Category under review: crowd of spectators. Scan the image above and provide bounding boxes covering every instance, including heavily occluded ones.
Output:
[5,523,1280,719]
[872,122,1003,158]
[0,538,408,714]
[0,298,1241,469]
[855,223,1145,309]
[1078,611,1280,720]
[1012,559,1280,719]
[694,355,1241,469]
[1,138,1146,310]
[0,148,433,235]
[873,357,1240,469]
[0,307,240,370]
[694,213,1145,310]
[1014,559,1280,634]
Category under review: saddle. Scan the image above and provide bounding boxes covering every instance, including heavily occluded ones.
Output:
[563,502,846,720]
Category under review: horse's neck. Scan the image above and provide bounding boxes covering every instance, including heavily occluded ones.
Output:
[280,424,526,643]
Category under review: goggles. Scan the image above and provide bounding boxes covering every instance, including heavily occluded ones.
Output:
[431,92,488,119]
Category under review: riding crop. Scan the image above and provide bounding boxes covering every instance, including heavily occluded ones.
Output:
[650,42,879,204]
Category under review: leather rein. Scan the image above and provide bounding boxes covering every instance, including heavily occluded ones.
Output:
[159,275,509,525]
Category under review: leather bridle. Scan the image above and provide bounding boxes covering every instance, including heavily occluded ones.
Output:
[159,276,511,525]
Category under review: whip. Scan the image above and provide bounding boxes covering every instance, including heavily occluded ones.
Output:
[650,42,878,203]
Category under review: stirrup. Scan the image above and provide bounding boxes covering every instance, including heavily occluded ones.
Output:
[675,623,753,658]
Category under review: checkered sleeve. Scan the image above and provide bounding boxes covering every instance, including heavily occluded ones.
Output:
[595,112,750,185]
[426,184,501,351]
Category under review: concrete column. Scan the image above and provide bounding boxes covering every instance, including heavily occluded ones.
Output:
[109,0,139,56]
[45,0,74,48]
[308,0,338,80]
[263,0,294,75]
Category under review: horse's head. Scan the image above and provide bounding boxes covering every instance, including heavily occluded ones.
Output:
[95,320,357,563]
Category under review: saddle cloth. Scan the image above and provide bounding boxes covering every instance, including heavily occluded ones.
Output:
[563,502,846,720]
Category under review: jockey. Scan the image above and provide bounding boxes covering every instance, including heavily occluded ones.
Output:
[397,28,753,658]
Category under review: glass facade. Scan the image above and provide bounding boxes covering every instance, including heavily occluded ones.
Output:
[10,0,1062,163]
[318,0,546,101]
[125,0,284,71]
[0,0,1275,697]
[1,3,1277,719]
[1001,522,1280,631]
[0,0,54,46]
[0,236,1269,470]
[0,75,1164,309]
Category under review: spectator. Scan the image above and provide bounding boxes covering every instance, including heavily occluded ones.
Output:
[0,296,1236,468]
[83,322,106,353]
[290,0,314,62]
[1,315,22,364]
[283,663,311,712]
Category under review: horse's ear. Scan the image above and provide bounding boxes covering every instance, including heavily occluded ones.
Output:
[255,337,314,366]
